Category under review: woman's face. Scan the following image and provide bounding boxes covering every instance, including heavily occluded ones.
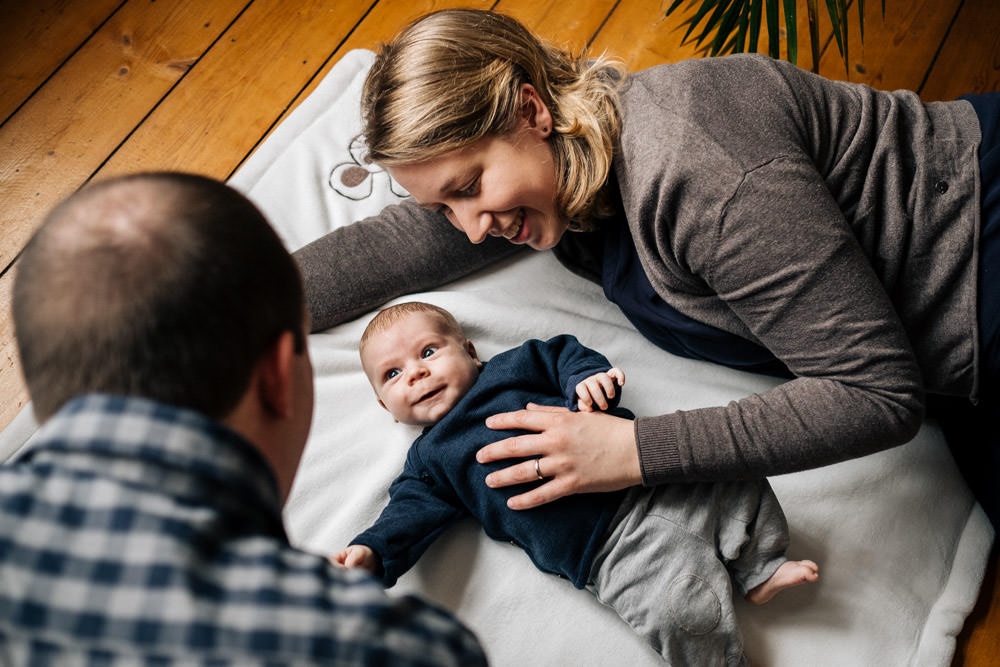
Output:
[387,87,570,251]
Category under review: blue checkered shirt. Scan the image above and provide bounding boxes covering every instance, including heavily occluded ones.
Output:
[0,394,487,665]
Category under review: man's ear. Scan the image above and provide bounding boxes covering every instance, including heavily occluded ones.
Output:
[519,83,553,137]
[256,331,297,418]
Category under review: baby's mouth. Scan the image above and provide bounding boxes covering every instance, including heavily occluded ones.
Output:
[415,386,444,404]
[502,209,525,240]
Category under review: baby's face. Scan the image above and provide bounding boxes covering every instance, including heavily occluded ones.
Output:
[362,312,481,427]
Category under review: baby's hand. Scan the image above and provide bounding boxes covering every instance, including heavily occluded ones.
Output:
[331,544,379,573]
[576,367,626,412]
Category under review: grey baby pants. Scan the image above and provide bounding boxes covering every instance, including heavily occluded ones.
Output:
[588,479,789,666]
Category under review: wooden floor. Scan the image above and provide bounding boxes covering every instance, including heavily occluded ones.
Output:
[1,0,999,663]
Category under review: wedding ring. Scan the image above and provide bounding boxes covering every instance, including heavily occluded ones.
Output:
[534,458,544,480]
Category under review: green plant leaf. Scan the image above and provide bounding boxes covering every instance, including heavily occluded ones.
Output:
[783,0,797,64]
[710,0,745,55]
[806,0,820,70]
[765,0,780,59]
[748,0,763,53]
[665,0,874,74]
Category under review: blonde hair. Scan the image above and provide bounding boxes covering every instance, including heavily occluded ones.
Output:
[359,302,465,360]
[361,9,625,228]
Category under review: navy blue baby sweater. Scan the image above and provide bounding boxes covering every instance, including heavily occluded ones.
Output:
[352,335,632,589]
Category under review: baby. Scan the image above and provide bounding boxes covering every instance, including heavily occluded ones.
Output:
[337,301,817,666]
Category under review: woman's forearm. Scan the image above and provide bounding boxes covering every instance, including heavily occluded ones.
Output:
[293,199,522,331]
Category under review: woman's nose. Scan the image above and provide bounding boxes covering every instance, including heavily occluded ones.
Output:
[457,207,493,244]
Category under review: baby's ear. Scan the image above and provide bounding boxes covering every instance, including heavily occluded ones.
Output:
[376,398,399,423]
[466,339,481,365]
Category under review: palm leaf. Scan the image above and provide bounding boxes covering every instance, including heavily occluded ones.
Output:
[666,0,885,74]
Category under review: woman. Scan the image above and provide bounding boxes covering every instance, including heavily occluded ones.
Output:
[294,9,998,525]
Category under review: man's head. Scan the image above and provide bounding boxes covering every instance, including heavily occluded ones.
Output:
[360,302,481,427]
[13,173,314,496]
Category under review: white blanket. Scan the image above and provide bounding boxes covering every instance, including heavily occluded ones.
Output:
[2,49,993,666]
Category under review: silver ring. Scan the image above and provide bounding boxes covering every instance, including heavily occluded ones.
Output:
[534,458,544,480]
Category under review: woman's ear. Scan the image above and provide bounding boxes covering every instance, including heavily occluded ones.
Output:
[519,83,553,137]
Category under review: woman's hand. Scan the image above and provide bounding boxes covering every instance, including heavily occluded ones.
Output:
[476,403,641,510]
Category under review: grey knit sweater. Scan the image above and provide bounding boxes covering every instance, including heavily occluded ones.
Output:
[294,54,982,485]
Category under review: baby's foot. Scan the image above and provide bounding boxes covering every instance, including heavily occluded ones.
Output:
[746,560,819,604]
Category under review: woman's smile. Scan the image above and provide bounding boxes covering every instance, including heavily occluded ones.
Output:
[501,209,526,241]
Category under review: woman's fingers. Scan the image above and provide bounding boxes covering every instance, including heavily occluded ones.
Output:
[505,477,573,510]
[525,403,568,412]
[477,408,641,507]
[482,405,566,438]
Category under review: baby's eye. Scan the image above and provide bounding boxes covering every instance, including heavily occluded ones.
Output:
[421,346,438,358]
[385,368,400,380]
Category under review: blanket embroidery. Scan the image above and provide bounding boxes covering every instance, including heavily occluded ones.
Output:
[328,136,408,201]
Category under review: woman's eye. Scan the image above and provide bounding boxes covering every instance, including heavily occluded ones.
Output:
[385,368,400,380]
[459,178,479,197]
[421,346,437,358]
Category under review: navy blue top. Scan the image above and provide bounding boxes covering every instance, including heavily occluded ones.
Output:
[352,335,632,589]
[961,92,1000,387]
[600,217,793,378]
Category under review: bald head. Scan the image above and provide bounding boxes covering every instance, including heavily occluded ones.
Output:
[14,173,305,421]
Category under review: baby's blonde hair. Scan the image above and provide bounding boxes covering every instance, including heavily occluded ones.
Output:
[361,9,625,228]
[359,302,465,362]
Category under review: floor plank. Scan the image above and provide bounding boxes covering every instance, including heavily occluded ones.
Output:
[588,0,706,71]
[922,0,1000,101]
[0,0,249,273]
[588,0,835,73]
[95,0,376,181]
[956,546,1000,667]
[819,0,963,93]
[0,276,24,433]
[249,0,495,172]
[0,0,124,123]
[494,0,617,48]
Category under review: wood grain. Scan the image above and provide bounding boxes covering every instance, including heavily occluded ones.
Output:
[819,0,962,92]
[0,275,25,433]
[922,0,1000,101]
[95,0,376,181]
[0,0,248,273]
[0,0,125,122]
[259,0,495,152]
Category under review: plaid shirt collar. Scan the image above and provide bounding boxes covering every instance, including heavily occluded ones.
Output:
[23,393,286,538]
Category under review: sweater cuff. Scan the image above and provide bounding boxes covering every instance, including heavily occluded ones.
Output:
[634,415,683,486]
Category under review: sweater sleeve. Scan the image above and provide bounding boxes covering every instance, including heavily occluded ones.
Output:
[351,459,465,588]
[541,335,623,412]
[293,198,523,331]
[637,157,925,484]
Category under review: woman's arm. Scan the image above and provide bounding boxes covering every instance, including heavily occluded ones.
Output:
[480,158,925,506]
[293,198,522,331]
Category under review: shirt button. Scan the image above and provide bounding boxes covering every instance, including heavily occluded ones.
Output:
[934,180,949,194]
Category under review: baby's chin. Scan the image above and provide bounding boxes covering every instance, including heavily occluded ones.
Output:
[415,400,461,428]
